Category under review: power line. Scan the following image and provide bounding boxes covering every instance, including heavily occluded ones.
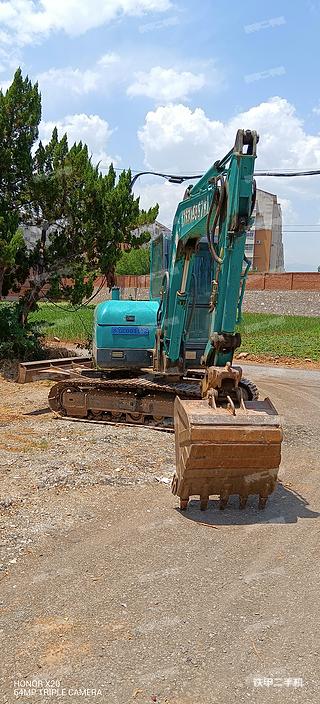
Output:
[113,166,320,184]
[256,169,320,177]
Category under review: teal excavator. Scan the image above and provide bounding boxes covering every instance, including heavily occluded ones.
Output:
[47,129,283,510]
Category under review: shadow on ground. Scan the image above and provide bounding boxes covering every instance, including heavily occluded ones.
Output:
[175,483,320,526]
[24,407,51,416]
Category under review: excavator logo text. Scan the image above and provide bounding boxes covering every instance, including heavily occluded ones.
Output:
[182,196,210,226]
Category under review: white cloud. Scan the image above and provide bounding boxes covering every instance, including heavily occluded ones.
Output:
[139,97,320,174]
[127,66,206,102]
[38,54,121,96]
[277,197,298,223]
[138,103,223,172]
[97,53,120,67]
[0,78,11,92]
[0,41,22,76]
[39,113,118,170]
[137,98,320,251]
[0,0,172,46]
[37,55,213,106]
[38,67,100,95]
[139,15,178,32]
[136,179,186,228]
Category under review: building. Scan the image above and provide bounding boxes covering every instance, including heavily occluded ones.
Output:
[117,220,170,251]
[245,189,284,272]
[23,220,171,251]
[128,220,171,248]
[142,220,171,240]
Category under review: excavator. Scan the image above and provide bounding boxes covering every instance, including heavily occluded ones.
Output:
[22,129,283,510]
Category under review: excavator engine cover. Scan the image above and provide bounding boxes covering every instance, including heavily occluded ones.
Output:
[172,396,283,510]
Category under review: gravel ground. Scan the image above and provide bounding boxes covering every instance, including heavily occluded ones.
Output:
[0,366,320,703]
[242,290,320,317]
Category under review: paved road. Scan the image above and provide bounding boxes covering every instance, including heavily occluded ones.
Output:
[1,365,320,704]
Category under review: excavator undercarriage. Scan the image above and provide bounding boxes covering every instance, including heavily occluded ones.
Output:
[45,362,282,510]
[47,367,258,428]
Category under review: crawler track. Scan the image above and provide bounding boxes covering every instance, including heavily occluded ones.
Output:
[48,374,202,429]
[48,374,258,430]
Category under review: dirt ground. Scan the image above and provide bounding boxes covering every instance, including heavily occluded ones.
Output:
[0,363,320,704]
[234,353,320,370]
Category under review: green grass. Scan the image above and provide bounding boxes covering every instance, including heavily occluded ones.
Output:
[27,305,320,361]
[29,303,95,343]
[238,312,320,361]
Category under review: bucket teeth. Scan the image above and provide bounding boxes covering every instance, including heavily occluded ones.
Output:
[258,496,268,510]
[239,495,248,510]
[219,494,229,510]
[200,497,209,511]
[180,499,189,511]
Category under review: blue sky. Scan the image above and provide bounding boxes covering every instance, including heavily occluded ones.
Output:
[0,0,320,270]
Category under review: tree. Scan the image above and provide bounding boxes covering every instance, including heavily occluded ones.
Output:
[19,128,158,322]
[0,68,158,328]
[116,246,150,275]
[318,266,320,273]
[0,69,41,296]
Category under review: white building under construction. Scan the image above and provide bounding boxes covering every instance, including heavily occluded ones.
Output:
[245,189,284,272]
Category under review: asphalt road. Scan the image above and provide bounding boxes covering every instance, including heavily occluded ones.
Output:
[1,364,320,704]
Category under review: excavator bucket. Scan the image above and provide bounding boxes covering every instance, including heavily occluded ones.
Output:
[172,396,283,510]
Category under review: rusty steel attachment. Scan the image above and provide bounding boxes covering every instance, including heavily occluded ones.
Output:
[172,364,283,511]
[17,357,92,383]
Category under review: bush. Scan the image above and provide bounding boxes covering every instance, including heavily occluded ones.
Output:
[115,247,150,276]
[0,302,45,360]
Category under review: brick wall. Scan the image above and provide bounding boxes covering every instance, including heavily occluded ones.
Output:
[291,273,320,290]
[246,273,265,290]
[3,272,320,301]
[115,275,150,289]
[114,273,320,292]
[264,273,293,290]
[246,273,320,291]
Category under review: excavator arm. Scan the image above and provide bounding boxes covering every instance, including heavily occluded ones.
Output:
[165,130,283,511]
[154,130,258,377]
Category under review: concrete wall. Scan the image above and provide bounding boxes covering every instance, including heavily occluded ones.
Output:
[270,200,284,271]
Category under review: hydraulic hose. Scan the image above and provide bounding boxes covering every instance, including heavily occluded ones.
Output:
[250,179,257,215]
[185,272,197,336]
[157,270,170,327]
[206,177,225,265]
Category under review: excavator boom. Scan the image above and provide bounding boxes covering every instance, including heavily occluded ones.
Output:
[154,129,283,510]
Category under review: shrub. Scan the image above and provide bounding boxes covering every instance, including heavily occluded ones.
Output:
[0,302,45,360]
[115,247,150,276]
